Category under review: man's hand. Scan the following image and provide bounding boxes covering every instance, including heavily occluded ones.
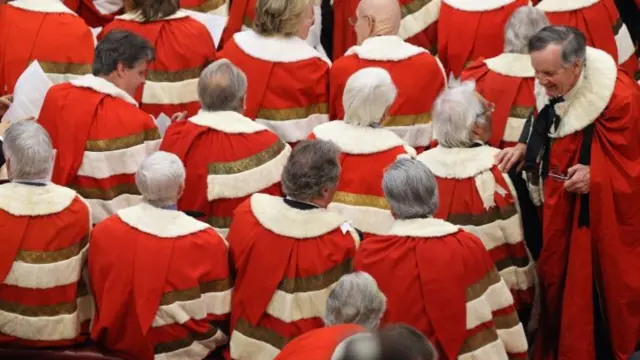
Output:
[0,95,13,118]
[495,143,526,172]
[171,111,187,122]
[564,164,589,194]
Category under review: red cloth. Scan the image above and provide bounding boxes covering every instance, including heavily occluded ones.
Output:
[63,0,122,28]
[274,325,366,360]
[332,0,358,60]
[219,0,254,47]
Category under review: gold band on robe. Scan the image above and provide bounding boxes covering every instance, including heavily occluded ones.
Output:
[278,259,353,294]
[15,236,88,264]
[207,140,286,175]
[332,191,389,210]
[85,128,161,152]
[257,103,328,121]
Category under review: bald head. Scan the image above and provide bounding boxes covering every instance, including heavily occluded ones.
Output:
[356,0,401,39]
[198,59,247,112]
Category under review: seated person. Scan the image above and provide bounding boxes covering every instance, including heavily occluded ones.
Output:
[89,151,231,360]
[227,140,360,360]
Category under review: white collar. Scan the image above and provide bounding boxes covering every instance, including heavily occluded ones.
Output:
[0,182,78,216]
[443,0,517,11]
[484,53,535,78]
[312,121,414,155]
[188,110,271,134]
[71,75,139,106]
[388,217,460,238]
[536,0,599,12]
[115,9,190,22]
[117,202,213,238]
[8,0,76,14]
[345,35,427,61]
[417,145,500,179]
[232,30,331,65]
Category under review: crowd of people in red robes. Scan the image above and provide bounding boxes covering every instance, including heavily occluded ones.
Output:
[0,0,640,359]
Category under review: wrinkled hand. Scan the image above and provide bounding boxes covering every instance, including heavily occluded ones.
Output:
[171,111,187,122]
[495,143,526,172]
[564,164,589,194]
[0,95,13,118]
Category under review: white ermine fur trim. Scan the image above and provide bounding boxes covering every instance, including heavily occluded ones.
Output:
[0,183,78,216]
[534,47,616,138]
[117,202,211,238]
[312,121,407,154]
[388,217,460,237]
[484,53,535,78]
[250,193,348,238]
[345,36,426,61]
[9,0,76,14]
[398,0,441,41]
[535,0,599,12]
[444,0,517,11]
[116,9,189,21]
[189,111,271,134]
[71,75,138,106]
[230,330,280,360]
[232,31,331,65]
[616,23,636,66]
[417,145,500,179]
[328,202,395,235]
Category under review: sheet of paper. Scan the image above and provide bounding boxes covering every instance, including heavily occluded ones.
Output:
[155,113,172,137]
[2,61,53,123]
[182,9,228,47]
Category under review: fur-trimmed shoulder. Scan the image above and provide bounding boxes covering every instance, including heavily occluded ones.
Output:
[417,145,500,179]
[535,47,617,138]
[115,9,189,22]
[312,121,407,154]
[0,183,78,216]
[250,194,347,239]
[484,53,534,78]
[536,0,599,12]
[388,217,460,238]
[71,75,138,106]
[9,0,76,14]
[345,36,426,62]
[443,0,517,11]
[189,110,271,134]
[117,202,211,238]
[232,30,331,65]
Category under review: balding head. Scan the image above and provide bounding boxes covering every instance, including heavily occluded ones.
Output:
[354,0,401,44]
[198,59,248,113]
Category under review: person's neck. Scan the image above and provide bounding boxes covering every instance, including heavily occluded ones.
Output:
[288,197,327,209]
[561,68,585,100]
[368,31,397,39]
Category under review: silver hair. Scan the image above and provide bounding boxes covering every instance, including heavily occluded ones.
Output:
[3,121,53,181]
[135,151,185,207]
[382,158,438,220]
[324,272,387,329]
[281,139,341,202]
[504,6,550,54]
[432,79,486,148]
[343,67,397,126]
[198,59,248,112]
[528,25,587,67]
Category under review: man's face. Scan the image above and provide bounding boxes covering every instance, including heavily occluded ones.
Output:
[116,59,148,97]
[472,92,493,143]
[531,44,582,98]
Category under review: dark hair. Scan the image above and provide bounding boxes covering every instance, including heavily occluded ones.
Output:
[527,25,586,67]
[92,30,155,76]
[281,140,341,202]
[130,0,179,22]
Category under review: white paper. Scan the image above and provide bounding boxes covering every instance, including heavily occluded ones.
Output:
[2,61,53,123]
[182,9,228,47]
[91,27,102,38]
[155,113,172,137]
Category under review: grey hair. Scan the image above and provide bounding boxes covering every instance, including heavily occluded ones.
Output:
[93,30,155,76]
[382,158,438,220]
[528,25,587,67]
[324,272,387,329]
[281,139,341,202]
[504,6,550,54]
[198,59,248,112]
[343,67,397,127]
[3,121,53,181]
[135,151,185,207]
[432,79,486,148]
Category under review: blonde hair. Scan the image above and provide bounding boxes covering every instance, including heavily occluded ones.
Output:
[253,0,311,36]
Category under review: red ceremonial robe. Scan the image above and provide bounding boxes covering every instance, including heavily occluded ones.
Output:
[308,121,416,236]
[0,0,94,97]
[180,0,228,15]
[63,0,123,28]
[536,0,640,81]
[437,0,528,78]
[532,47,640,360]
[220,31,330,145]
[354,218,528,359]
[90,203,231,360]
[417,145,535,311]
[330,36,446,151]
[274,324,366,360]
[160,110,291,237]
[462,53,536,149]
[101,10,217,119]
[38,75,161,224]
[0,183,92,348]
[227,194,360,360]
[397,0,441,54]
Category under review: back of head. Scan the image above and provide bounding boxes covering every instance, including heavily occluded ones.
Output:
[382,158,438,220]
[198,59,248,112]
[93,30,155,77]
[128,0,179,21]
[281,139,341,202]
[254,0,310,36]
[504,6,550,54]
[527,25,587,67]
[356,0,402,36]
[324,272,387,329]
[3,121,53,181]
[343,67,397,127]
[136,151,185,207]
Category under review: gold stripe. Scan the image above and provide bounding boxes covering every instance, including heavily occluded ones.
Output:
[493,313,521,330]
[146,67,204,83]
[465,268,502,302]
[154,326,218,354]
[188,0,226,12]
[207,140,286,175]
[332,191,389,210]
[382,112,432,127]
[509,106,533,119]
[85,128,161,152]
[207,216,232,229]
[159,278,232,306]
[257,103,328,121]
[71,183,140,201]
[401,0,435,17]
[15,236,89,264]
[235,318,289,350]
[613,18,623,36]
[278,259,352,294]
[494,255,530,272]
[36,61,92,76]
[446,204,518,227]
[459,327,500,355]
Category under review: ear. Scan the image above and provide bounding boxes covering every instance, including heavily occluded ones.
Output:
[115,62,127,77]
[177,182,185,200]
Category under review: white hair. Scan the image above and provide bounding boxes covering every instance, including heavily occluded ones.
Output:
[135,151,185,207]
[382,158,438,219]
[343,67,397,126]
[324,272,387,329]
[3,121,53,181]
[504,6,550,54]
[432,79,486,148]
[198,59,247,112]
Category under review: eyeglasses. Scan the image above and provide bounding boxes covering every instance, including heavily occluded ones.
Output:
[349,15,374,26]
[476,102,495,120]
